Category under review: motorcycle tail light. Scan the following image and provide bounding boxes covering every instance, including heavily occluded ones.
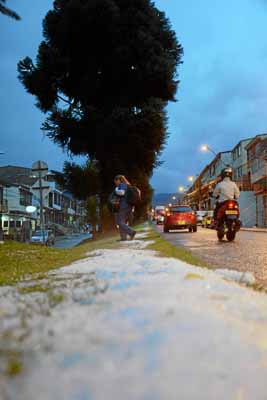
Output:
[228,202,234,208]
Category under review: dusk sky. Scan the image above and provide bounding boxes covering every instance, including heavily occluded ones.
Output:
[1,0,267,193]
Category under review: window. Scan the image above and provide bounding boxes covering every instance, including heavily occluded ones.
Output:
[0,187,3,203]
[3,221,8,228]
[238,166,243,177]
[16,221,22,228]
[210,165,215,177]
[54,192,61,206]
[10,220,15,228]
[19,188,32,206]
[251,159,264,174]
[49,192,53,208]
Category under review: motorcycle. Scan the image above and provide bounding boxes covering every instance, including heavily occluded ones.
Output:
[216,200,241,242]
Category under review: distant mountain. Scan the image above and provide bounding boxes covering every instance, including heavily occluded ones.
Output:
[152,193,185,208]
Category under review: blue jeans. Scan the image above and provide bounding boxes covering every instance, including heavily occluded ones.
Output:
[115,207,135,240]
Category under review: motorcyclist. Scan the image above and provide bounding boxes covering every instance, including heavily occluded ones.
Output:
[212,167,240,223]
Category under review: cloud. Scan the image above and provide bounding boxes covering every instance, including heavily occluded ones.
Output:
[152,0,267,192]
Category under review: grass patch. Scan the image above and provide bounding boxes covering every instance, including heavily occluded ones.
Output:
[0,232,120,287]
[0,349,23,377]
[184,273,204,280]
[0,223,208,287]
[144,227,208,268]
[5,355,23,376]
[48,292,65,307]
[18,285,49,295]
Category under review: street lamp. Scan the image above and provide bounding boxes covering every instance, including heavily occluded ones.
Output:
[200,144,229,168]
[200,144,217,157]
[188,176,194,183]
[178,186,185,193]
[172,196,176,200]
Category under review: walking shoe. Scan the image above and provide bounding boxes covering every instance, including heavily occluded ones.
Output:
[116,238,127,242]
[129,230,136,240]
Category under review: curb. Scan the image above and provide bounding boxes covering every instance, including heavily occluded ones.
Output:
[241,228,267,233]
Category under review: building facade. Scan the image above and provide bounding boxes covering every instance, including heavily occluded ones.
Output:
[185,135,263,227]
[231,138,253,191]
[246,134,267,227]
[0,177,37,237]
[0,165,87,237]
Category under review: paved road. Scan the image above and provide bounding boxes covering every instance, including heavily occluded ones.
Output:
[157,225,267,286]
[53,232,92,249]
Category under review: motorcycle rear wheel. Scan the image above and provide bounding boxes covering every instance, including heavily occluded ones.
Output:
[226,230,236,242]
[217,230,224,241]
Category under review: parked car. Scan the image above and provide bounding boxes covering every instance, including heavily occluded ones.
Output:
[196,210,207,225]
[31,230,55,246]
[163,205,197,233]
[202,211,215,229]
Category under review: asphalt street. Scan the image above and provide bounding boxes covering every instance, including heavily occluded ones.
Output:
[156,224,267,287]
[53,232,92,249]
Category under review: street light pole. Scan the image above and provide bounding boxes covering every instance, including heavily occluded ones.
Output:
[32,161,48,244]
[200,144,229,167]
[38,165,45,244]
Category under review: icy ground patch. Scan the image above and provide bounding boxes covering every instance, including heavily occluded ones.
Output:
[1,237,267,400]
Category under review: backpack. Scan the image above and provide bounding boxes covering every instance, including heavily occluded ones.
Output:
[107,191,120,213]
[125,185,141,206]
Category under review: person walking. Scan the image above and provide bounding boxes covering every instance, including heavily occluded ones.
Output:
[114,175,136,241]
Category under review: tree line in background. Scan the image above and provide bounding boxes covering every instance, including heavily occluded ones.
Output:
[17,0,183,229]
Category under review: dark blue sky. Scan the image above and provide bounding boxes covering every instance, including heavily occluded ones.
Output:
[1,0,267,192]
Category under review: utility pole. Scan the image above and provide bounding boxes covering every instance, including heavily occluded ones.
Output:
[39,165,45,243]
[32,161,48,244]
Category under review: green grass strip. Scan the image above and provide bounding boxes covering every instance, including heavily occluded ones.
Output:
[0,232,120,286]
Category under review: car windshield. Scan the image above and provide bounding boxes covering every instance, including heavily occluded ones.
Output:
[170,207,192,213]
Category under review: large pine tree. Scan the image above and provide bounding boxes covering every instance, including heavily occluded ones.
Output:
[0,0,20,20]
[18,0,183,208]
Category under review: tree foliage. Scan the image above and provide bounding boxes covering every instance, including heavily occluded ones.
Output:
[18,0,183,212]
[0,0,20,20]
[55,160,99,200]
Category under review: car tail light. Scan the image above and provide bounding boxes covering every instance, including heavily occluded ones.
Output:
[166,213,171,217]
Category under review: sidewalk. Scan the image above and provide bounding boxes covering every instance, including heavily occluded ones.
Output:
[1,230,267,399]
[241,226,267,233]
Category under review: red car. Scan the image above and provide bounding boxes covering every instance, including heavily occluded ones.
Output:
[163,205,198,233]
